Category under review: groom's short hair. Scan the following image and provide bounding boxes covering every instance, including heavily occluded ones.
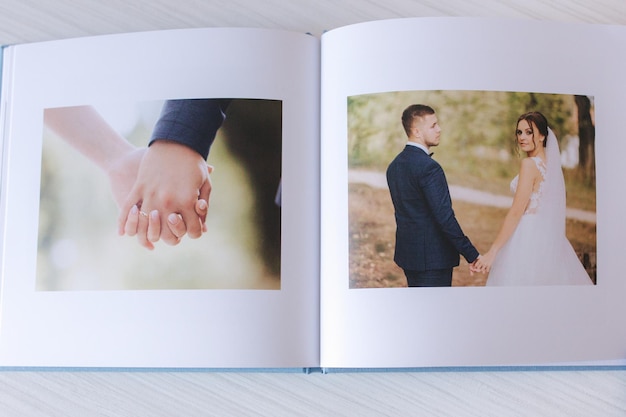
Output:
[402,104,435,136]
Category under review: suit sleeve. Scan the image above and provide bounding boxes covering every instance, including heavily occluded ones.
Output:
[419,161,479,263]
[149,99,231,160]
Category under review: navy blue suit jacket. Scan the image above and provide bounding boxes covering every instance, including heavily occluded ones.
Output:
[386,145,478,271]
[149,99,231,159]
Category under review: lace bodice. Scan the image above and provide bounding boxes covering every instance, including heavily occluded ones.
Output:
[510,156,546,214]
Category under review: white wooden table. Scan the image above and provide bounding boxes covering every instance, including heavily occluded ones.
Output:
[1,1,625,415]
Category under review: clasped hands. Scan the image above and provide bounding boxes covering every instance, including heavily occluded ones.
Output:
[107,139,211,250]
[469,252,495,275]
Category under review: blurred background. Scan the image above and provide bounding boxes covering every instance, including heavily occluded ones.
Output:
[347,90,596,287]
[37,99,282,291]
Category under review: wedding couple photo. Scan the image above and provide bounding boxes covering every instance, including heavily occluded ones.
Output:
[37,98,282,291]
[348,90,596,288]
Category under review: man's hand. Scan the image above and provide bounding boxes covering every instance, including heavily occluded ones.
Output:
[118,140,211,249]
[469,255,481,276]
[473,252,495,274]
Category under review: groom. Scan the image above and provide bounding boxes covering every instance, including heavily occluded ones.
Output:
[386,104,479,287]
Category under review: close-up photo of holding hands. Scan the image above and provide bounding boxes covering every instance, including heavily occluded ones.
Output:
[44,99,227,250]
[39,98,282,290]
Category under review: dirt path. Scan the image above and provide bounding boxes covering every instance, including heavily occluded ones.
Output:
[348,171,597,288]
[348,169,596,223]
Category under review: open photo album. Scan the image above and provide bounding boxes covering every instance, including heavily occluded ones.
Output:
[0,17,625,369]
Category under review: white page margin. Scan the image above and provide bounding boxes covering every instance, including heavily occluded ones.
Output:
[0,28,320,368]
[320,17,626,368]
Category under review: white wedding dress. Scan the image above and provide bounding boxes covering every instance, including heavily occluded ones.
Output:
[486,129,593,286]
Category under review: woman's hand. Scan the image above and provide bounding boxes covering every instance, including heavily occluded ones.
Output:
[123,198,209,249]
[474,250,497,274]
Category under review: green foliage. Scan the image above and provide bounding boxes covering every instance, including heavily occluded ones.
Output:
[347,90,595,209]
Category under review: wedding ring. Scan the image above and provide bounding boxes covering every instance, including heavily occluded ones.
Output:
[139,211,148,218]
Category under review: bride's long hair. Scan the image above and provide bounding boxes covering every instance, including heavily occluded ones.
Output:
[516,112,567,236]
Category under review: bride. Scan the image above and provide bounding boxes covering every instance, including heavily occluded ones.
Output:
[474,112,593,286]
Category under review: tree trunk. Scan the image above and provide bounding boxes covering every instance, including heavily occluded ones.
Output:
[574,95,595,183]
